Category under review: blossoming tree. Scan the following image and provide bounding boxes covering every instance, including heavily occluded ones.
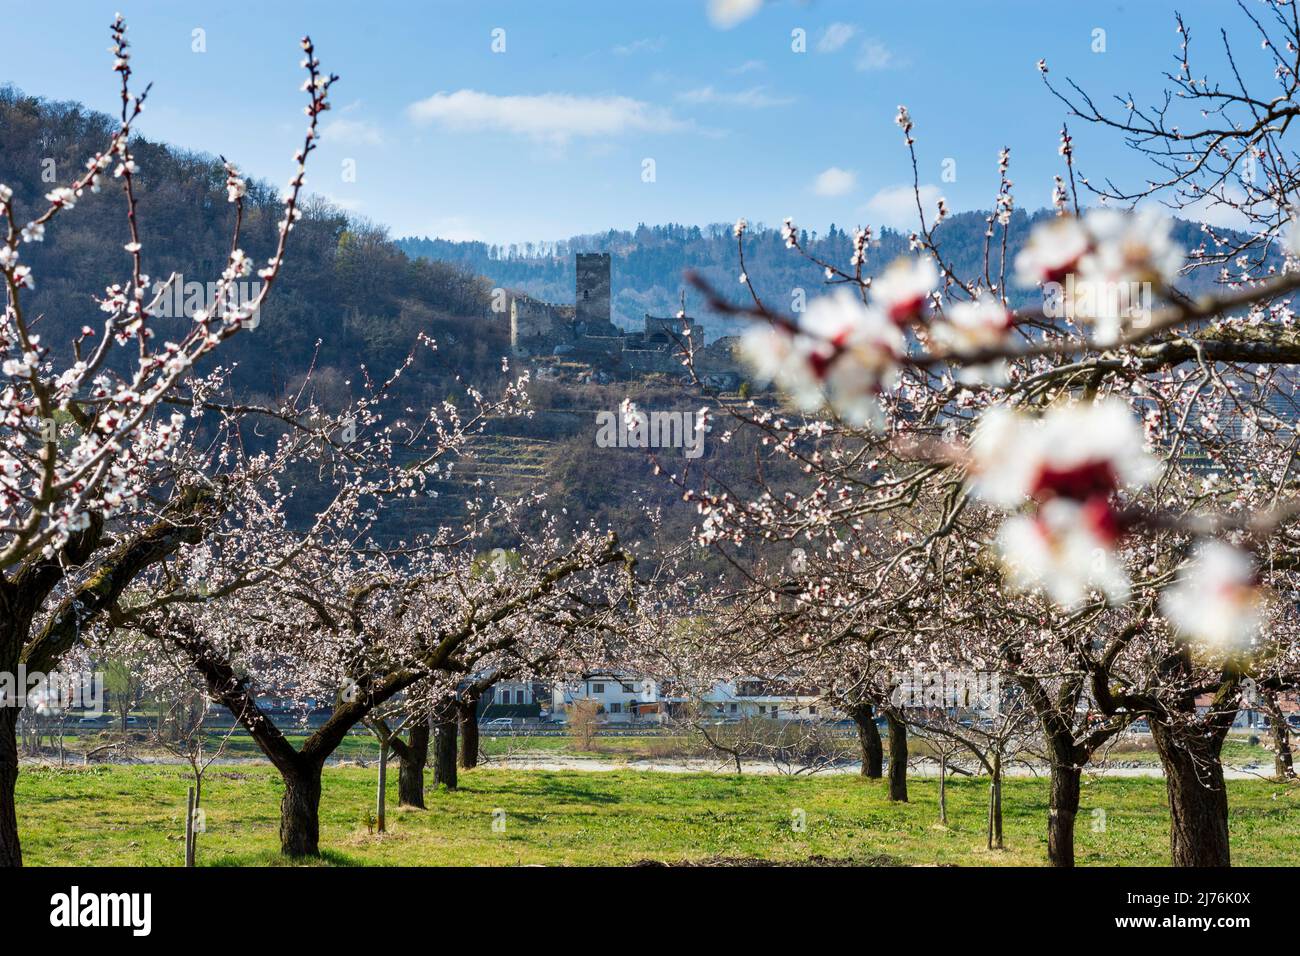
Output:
[677,2,1300,867]
[0,16,337,867]
[118,489,633,856]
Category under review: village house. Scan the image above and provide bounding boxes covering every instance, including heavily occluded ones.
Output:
[550,672,653,724]
[549,673,837,725]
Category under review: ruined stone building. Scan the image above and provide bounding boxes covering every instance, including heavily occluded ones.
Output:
[575,253,614,335]
[507,252,740,387]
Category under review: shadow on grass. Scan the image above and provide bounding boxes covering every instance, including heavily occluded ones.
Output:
[452,771,623,805]
[208,848,360,867]
[631,853,904,867]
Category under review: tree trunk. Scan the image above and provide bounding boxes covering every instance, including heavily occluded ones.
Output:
[1047,759,1080,868]
[459,691,481,770]
[376,742,387,833]
[1151,722,1231,867]
[0,706,21,867]
[397,720,429,808]
[849,704,883,778]
[989,752,1004,850]
[885,709,908,802]
[1272,724,1295,781]
[432,698,458,791]
[279,761,324,857]
[1265,695,1295,781]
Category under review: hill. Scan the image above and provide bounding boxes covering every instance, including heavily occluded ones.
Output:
[0,87,789,565]
[0,86,507,410]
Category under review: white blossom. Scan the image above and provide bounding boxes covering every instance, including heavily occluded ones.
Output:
[1014,216,1090,286]
[997,498,1132,607]
[1161,541,1265,648]
[870,256,938,324]
[971,399,1159,510]
[738,291,903,428]
[930,293,1013,383]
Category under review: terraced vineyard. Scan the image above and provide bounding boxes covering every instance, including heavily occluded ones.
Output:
[452,434,556,490]
[359,373,762,542]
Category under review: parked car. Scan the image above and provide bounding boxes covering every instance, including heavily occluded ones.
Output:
[482,717,514,728]
[97,716,139,727]
[1130,718,1150,733]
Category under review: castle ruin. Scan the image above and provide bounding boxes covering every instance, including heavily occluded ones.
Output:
[507,252,739,386]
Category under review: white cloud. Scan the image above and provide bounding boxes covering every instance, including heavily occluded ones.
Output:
[1180,188,1254,230]
[817,23,858,54]
[813,167,857,198]
[318,193,364,213]
[406,90,689,145]
[321,118,384,146]
[613,37,664,56]
[729,59,766,75]
[856,38,903,71]
[862,183,942,230]
[423,216,486,243]
[677,85,794,109]
[708,0,762,29]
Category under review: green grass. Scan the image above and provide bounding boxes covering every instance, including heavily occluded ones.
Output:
[14,764,1300,867]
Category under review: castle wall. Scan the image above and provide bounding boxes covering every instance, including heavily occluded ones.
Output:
[573,335,624,359]
[510,294,574,355]
[576,253,613,334]
[694,336,741,389]
[623,349,684,375]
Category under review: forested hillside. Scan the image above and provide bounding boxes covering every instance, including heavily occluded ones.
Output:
[0,86,790,560]
[0,86,506,413]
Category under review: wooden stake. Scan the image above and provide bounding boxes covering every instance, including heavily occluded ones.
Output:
[377,741,388,834]
[184,786,196,867]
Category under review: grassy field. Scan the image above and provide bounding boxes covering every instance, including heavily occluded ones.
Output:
[14,763,1300,867]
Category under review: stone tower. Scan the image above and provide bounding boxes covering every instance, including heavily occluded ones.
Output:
[575,253,612,333]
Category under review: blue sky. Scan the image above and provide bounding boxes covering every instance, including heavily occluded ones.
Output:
[0,0,1259,246]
